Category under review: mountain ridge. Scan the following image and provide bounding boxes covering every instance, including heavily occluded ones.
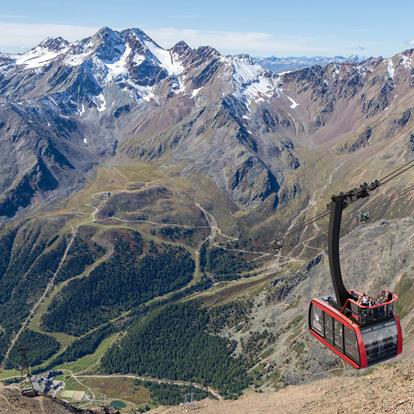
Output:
[0,27,414,410]
[2,26,414,219]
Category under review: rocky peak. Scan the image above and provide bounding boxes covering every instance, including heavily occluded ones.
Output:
[195,45,221,60]
[91,27,125,63]
[38,36,70,52]
[171,41,192,56]
[233,53,256,65]
[122,27,157,46]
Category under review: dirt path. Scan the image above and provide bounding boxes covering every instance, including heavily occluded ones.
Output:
[92,196,274,264]
[62,369,96,401]
[76,374,223,401]
[196,203,273,259]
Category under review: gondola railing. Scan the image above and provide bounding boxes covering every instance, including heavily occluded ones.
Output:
[341,290,398,325]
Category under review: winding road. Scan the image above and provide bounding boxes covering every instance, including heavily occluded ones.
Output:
[75,374,223,401]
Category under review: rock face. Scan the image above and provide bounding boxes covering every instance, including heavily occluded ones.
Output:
[1,27,414,216]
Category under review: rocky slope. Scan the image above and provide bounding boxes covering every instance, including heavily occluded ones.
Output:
[0,385,117,414]
[152,360,414,414]
[0,26,414,410]
[2,26,414,218]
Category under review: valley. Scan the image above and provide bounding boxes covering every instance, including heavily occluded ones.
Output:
[0,25,414,413]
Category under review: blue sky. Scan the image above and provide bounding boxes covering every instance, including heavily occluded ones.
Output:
[1,0,414,57]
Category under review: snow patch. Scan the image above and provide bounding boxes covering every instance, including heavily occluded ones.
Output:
[78,104,86,116]
[287,96,298,109]
[229,56,281,103]
[95,94,106,112]
[12,47,64,69]
[83,138,88,144]
[64,39,95,66]
[144,40,183,75]
[387,58,395,79]
[401,55,412,69]
[106,43,132,79]
[191,87,202,98]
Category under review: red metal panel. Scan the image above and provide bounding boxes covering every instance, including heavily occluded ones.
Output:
[309,299,363,369]
[311,299,358,331]
[310,299,403,369]
[395,314,403,355]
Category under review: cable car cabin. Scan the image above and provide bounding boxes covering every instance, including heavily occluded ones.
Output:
[309,291,402,369]
[306,182,404,368]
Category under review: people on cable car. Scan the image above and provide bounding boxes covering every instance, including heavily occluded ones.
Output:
[358,211,370,223]
[375,292,386,304]
[360,293,370,306]
[270,240,283,251]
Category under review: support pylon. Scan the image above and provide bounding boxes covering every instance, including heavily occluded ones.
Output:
[18,347,35,396]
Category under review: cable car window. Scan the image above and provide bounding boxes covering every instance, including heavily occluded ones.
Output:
[361,320,398,364]
[334,319,344,352]
[311,305,324,336]
[344,325,359,364]
[324,314,334,344]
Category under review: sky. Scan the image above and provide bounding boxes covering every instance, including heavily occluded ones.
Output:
[1,0,414,57]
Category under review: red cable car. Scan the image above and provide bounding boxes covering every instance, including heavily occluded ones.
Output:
[308,181,403,368]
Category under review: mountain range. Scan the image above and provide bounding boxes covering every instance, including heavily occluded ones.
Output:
[254,55,365,73]
[0,26,414,411]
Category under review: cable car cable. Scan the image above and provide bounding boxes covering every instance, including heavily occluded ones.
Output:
[282,210,330,238]
[378,159,414,183]
[293,181,414,254]
[270,158,414,250]
[380,163,414,185]
[271,160,414,251]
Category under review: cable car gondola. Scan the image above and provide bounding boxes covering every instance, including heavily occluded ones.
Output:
[308,180,403,368]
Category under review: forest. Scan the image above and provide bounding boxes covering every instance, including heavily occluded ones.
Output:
[55,231,105,282]
[42,230,195,335]
[5,330,60,369]
[50,323,115,366]
[101,303,250,398]
[208,247,255,280]
[0,221,67,363]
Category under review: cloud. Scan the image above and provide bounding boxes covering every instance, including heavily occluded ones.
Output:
[144,27,336,55]
[0,22,99,52]
[407,39,414,45]
[0,22,354,57]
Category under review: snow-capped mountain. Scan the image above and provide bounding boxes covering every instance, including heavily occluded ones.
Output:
[1,26,414,218]
[254,55,365,73]
[1,27,278,115]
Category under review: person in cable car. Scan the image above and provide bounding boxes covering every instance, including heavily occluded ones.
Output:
[270,240,283,251]
[358,211,370,222]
